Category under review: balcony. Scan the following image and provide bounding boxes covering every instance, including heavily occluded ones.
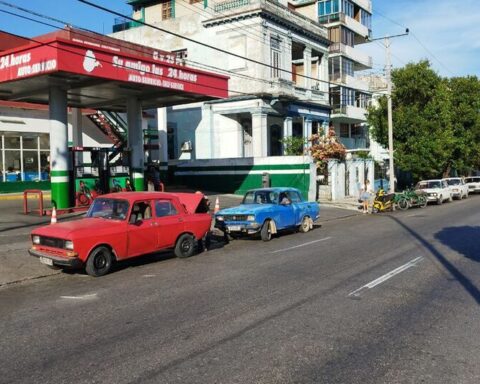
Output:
[351,0,372,13]
[339,137,368,150]
[329,43,372,69]
[318,13,369,38]
[214,0,251,12]
[112,17,143,33]
[329,74,369,92]
[331,105,367,123]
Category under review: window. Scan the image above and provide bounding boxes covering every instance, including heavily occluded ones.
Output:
[341,27,354,47]
[288,191,302,203]
[130,201,152,223]
[340,123,350,138]
[162,1,173,20]
[270,36,281,78]
[351,124,363,137]
[155,200,178,217]
[342,0,353,18]
[318,0,339,16]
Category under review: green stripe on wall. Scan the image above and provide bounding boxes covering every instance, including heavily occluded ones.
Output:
[50,170,70,177]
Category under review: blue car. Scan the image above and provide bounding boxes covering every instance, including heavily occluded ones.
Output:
[215,187,320,241]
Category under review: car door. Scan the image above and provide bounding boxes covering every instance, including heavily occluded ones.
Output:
[154,198,185,249]
[276,192,294,229]
[442,180,450,201]
[127,200,158,257]
[288,191,305,225]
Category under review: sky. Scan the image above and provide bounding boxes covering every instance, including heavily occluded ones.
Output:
[0,0,478,78]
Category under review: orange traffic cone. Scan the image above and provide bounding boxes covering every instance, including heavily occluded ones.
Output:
[50,206,57,224]
[214,197,220,213]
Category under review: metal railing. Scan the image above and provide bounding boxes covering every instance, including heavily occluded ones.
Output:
[214,0,250,12]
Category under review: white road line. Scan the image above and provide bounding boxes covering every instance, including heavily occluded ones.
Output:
[60,293,98,300]
[349,256,424,298]
[143,274,156,278]
[270,237,332,254]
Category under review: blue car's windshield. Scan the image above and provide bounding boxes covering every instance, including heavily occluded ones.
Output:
[87,198,129,220]
[242,191,279,205]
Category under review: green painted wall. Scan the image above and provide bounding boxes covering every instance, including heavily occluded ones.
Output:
[0,181,50,193]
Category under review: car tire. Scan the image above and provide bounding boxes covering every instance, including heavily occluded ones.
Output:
[448,195,453,202]
[175,233,196,258]
[437,196,443,205]
[299,216,310,233]
[86,246,114,277]
[261,220,272,242]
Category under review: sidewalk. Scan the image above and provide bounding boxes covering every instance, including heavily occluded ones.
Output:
[0,190,359,287]
[318,196,362,212]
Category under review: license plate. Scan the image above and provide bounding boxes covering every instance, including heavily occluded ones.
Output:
[228,225,241,232]
[39,256,53,266]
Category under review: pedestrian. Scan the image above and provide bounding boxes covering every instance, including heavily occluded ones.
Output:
[361,179,374,214]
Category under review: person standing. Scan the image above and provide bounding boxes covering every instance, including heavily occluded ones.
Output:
[361,179,374,213]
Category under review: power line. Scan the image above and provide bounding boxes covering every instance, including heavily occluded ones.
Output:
[373,7,455,76]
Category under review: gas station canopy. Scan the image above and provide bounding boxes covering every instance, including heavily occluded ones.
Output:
[0,28,229,110]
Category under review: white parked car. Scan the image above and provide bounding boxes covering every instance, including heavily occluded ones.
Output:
[442,177,469,200]
[465,176,480,194]
[415,179,451,205]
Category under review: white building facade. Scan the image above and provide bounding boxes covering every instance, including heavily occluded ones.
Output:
[111,0,332,197]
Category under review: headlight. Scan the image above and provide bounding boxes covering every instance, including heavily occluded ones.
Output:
[247,215,255,221]
[65,240,74,250]
[432,193,437,196]
[32,235,40,245]
[216,216,224,221]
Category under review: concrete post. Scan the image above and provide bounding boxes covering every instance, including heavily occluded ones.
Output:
[252,112,268,157]
[127,97,144,191]
[157,107,168,175]
[304,118,312,148]
[71,108,83,147]
[49,86,71,209]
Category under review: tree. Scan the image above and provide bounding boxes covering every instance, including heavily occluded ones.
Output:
[368,60,457,181]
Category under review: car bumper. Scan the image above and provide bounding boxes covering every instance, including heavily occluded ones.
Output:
[215,221,262,235]
[29,248,83,268]
[426,195,439,202]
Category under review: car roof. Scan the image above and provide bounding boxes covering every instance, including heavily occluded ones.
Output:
[246,187,301,193]
[419,179,442,182]
[98,191,204,212]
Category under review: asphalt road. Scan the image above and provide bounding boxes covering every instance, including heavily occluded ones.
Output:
[1,196,480,383]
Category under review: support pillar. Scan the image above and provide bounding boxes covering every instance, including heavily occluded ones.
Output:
[127,98,144,191]
[71,108,83,147]
[49,86,70,209]
[303,47,312,90]
[157,107,168,177]
[304,118,312,148]
[252,112,268,157]
[283,117,292,155]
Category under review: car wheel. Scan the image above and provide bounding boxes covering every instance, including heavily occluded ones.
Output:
[448,195,453,202]
[175,233,196,258]
[86,246,114,277]
[397,198,409,211]
[299,216,310,233]
[261,220,272,242]
[437,196,443,205]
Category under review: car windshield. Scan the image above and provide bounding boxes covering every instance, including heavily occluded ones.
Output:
[87,198,129,220]
[446,179,461,186]
[242,190,279,205]
[465,177,480,183]
[416,181,441,189]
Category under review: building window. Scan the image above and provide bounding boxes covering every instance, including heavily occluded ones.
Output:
[270,36,281,78]
[340,123,350,138]
[318,0,339,16]
[351,124,363,137]
[341,27,354,47]
[162,1,173,20]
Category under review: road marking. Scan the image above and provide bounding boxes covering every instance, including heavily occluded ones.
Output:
[143,274,156,278]
[60,293,98,300]
[270,237,332,254]
[348,256,424,298]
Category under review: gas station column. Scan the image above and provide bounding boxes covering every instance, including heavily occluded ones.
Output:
[127,98,144,191]
[49,86,70,209]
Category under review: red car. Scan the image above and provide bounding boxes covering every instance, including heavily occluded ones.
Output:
[29,192,211,277]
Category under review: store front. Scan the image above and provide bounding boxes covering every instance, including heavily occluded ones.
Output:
[1,132,50,182]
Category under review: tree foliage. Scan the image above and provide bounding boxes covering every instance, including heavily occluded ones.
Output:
[367,60,480,180]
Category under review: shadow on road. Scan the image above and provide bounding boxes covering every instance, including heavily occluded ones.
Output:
[389,216,480,305]
[434,226,480,262]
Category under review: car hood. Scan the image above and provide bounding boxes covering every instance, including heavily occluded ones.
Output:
[31,218,124,239]
[420,188,441,193]
[217,204,273,215]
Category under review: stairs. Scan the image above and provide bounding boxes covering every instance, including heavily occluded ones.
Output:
[87,111,127,149]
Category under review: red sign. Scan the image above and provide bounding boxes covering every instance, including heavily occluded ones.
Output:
[0,31,228,99]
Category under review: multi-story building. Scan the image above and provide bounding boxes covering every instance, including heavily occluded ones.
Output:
[113,0,332,161]
[292,0,373,153]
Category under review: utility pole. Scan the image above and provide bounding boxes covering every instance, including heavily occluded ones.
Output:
[385,36,395,194]
[367,29,408,194]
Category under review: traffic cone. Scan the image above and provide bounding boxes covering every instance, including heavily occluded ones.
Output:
[214,197,220,213]
[50,206,57,224]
